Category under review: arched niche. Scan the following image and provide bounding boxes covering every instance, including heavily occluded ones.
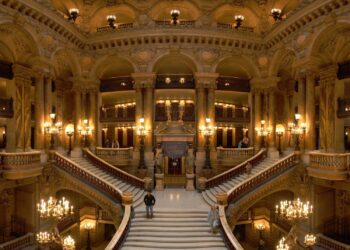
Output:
[149,1,200,21]
[152,53,197,74]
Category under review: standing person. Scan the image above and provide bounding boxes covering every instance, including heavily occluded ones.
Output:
[241,135,250,148]
[208,205,219,233]
[144,191,156,218]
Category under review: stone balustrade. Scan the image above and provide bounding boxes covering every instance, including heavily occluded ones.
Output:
[57,215,77,234]
[0,151,42,180]
[95,147,133,166]
[105,205,132,250]
[218,206,244,250]
[228,153,296,204]
[0,233,35,250]
[52,152,122,202]
[84,149,144,189]
[217,147,255,164]
[205,149,266,189]
[318,234,350,250]
[308,152,350,180]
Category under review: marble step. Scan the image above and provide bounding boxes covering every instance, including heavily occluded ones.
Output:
[122,241,226,249]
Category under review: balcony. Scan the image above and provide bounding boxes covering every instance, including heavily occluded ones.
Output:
[97,23,134,32]
[0,151,42,180]
[308,152,350,181]
[215,106,250,123]
[100,106,135,123]
[0,98,13,118]
[338,98,350,118]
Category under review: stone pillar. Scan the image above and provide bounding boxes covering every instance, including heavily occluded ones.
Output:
[12,64,32,151]
[34,71,45,150]
[196,86,206,150]
[305,70,316,151]
[253,89,261,149]
[144,84,154,152]
[248,92,254,146]
[44,76,52,122]
[268,87,279,158]
[207,83,216,150]
[97,92,103,147]
[319,65,338,152]
[298,75,306,121]
[74,88,82,147]
[55,80,64,149]
[132,74,145,150]
[89,89,97,148]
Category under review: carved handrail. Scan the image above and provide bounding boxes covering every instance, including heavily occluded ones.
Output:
[227,153,296,204]
[218,206,244,250]
[83,149,144,189]
[217,147,255,160]
[57,215,76,234]
[0,151,41,168]
[309,152,350,171]
[95,147,133,160]
[52,152,122,202]
[0,233,35,250]
[105,205,131,250]
[206,149,266,188]
[318,233,350,250]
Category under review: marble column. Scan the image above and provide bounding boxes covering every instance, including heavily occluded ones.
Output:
[254,89,262,149]
[97,91,103,147]
[298,74,306,121]
[44,76,52,122]
[196,85,206,150]
[34,71,45,150]
[319,65,338,152]
[12,64,32,151]
[132,76,145,150]
[268,87,277,151]
[89,89,97,148]
[207,84,216,150]
[74,88,82,147]
[144,83,154,152]
[305,70,316,151]
[248,92,254,145]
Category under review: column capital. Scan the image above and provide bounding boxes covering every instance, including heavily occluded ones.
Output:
[194,72,219,89]
[12,64,32,83]
[319,64,338,82]
[132,72,156,89]
[250,76,280,90]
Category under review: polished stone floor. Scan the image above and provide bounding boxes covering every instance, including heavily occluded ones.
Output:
[135,188,209,211]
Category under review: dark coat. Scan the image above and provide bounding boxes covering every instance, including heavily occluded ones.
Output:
[144,194,156,206]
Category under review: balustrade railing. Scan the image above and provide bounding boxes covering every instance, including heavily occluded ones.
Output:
[155,20,195,28]
[308,152,350,180]
[95,147,133,160]
[52,152,122,202]
[228,153,296,204]
[217,23,254,33]
[57,215,76,234]
[217,147,255,160]
[97,23,134,32]
[0,233,34,250]
[105,205,131,250]
[206,149,266,189]
[0,151,42,179]
[0,98,13,118]
[318,234,350,250]
[83,149,144,189]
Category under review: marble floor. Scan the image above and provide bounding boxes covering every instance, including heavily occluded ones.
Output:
[135,188,209,211]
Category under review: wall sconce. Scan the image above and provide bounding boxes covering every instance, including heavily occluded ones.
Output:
[170,9,180,25]
[288,113,306,151]
[271,8,282,21]
[255,120,271,148]
[234,15,245,29]
[68,8,79,22]
[107,15,116,29]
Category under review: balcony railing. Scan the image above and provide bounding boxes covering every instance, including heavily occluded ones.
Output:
[318,234,350,250]
[0,233,35,250]
[100,106,135,123]
[0,151,42,180]
[97,23,134,32]
[95,147,133,166]
[83,149,145,189]
[155,20,195,28]
[308,152,350,180]
[217,147,255,167]
[0,98,13,118]
[217,23,254,33]
[215,106,250,123]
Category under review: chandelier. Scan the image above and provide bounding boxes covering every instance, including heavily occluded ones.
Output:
[62,235,75,250]
[37,196,74,219]
[276,237,289,250]
[275,198,313,220]
[36,231,55,244]
[304,234,316,246]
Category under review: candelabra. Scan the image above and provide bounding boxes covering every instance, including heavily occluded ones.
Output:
[137,118,147,169]
[65,124,74,156]
[255,223,265,239]
[288,113,306,151]
[234,15,244,29]
[68,8,79,22]
[36,231,55,244]
[84,221,95,250]
[44,112,62,150]
[79,119,94,148]
[275,198,316,249]
[255,120,271,148]
[271,8,282,21]
[37,196,74,219]
[170,9,180,25]
[200,118,214,169]
[63,235,76,250]
[276,124,285,155]
[107,15,116,29]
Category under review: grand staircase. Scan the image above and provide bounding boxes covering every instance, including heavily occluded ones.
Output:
[202,156,280,206]
[69,154,145,207]
[122,209,226,249]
